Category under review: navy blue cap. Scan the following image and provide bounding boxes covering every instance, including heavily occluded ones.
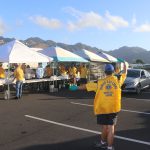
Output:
[105,64,114,72]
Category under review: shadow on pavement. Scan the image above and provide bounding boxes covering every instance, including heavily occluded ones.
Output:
[122,90,150,100]
[45,89,95,100]
[117,111,150,142]
[17,133,149,150]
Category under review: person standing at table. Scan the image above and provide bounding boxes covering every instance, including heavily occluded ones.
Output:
[69,64,77,85]
[79,63,88,84]
[0,63,5,92]
[36,63,44,91]
[59,64,67,76]
[44,64,53,78]
[0,63,5,79]
[25,65,35,79]
[14,64,24,99]
[36,63,44,79]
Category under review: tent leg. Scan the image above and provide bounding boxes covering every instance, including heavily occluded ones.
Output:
[49,62,55,92]
[88,62,91,81]
[4,89,10,100]
[5,63,10,100]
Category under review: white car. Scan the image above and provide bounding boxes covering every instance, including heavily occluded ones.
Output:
[122,68,150,94]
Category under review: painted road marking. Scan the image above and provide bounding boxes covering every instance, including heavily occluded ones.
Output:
[70,102,150,115]
[25,115,150,146]
[123,98,150,102]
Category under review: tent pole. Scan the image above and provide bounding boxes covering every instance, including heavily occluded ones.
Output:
[52,62,55,92]
[53,62,55,86]
[6,63,10,100]
[88,62,91,81]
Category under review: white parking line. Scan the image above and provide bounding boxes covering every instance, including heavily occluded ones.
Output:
[70,102,150,115]
[123,98,150,102]
[25,115,150,146]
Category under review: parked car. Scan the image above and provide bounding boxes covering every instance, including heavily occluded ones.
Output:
[122,68,150,94]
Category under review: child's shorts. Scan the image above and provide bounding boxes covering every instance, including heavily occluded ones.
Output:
[97,113,118,125]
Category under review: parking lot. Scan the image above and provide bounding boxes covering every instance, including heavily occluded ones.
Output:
[0,88,150,150]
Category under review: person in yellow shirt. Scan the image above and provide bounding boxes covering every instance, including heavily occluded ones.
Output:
[0,63,5,79]
[79,63,88,84]
[68,64,77,84]
[59,64,67,75]
[70,65,77,84]
[44,65,53,77]
[14,64,24,99]
[68,66,72,77]
[115,66,120,74]
[69,63,127,150]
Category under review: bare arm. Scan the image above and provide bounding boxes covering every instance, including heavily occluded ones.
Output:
[69,82,97,91]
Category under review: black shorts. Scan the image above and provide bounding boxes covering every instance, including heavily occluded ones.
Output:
[97,113,118,125]
[79,78,87,84]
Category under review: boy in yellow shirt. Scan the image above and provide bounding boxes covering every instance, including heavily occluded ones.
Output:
[69,63,127,150]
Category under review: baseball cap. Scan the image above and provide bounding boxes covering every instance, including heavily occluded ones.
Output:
[105,64,114,72]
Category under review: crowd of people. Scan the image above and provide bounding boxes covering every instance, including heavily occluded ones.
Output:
[58,63,89,85]
[0,62,89,99]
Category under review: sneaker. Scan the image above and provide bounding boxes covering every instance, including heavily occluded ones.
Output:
[94,142,107,149]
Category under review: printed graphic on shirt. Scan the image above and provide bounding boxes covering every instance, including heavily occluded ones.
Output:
[100,80,118,97]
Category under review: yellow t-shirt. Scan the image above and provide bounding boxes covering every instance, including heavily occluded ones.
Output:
[45,67,52,77]
[86,73,126,115]
[14,67,24,81]
[69,67,77,77]
[0,67,5,78]
[80,67,88,78]
[59,66,67,75]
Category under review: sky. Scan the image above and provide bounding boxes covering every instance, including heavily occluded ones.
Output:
[0,0,150,51]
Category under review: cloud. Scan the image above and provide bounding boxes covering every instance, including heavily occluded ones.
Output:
[105,11,129,29]
[65,7,129,31]
[0,19,7,35]
[133,23,150,32]
[29,16,62,29]
[131,15,150,32]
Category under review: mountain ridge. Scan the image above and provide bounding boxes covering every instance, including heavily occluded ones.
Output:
[0,36,150,63]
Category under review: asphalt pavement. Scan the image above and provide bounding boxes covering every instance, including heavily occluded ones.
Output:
[0,88,149,150]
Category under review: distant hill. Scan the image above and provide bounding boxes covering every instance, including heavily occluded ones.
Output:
[22,37,56,49]
[108,46,150,63]
[0,36,150,63]
[0,36,15,45]
[0,36,102,53]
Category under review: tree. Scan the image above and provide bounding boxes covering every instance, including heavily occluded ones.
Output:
[135,59,144,64]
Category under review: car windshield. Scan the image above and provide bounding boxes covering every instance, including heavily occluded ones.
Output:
[127,70,140,78]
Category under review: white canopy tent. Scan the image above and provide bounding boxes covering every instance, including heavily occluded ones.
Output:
[0,40,52,63]
[0,40,53,99]
[40,46,88,62]
[40,46,88,87]
[72,49,110,62]
[96,51,118,62]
